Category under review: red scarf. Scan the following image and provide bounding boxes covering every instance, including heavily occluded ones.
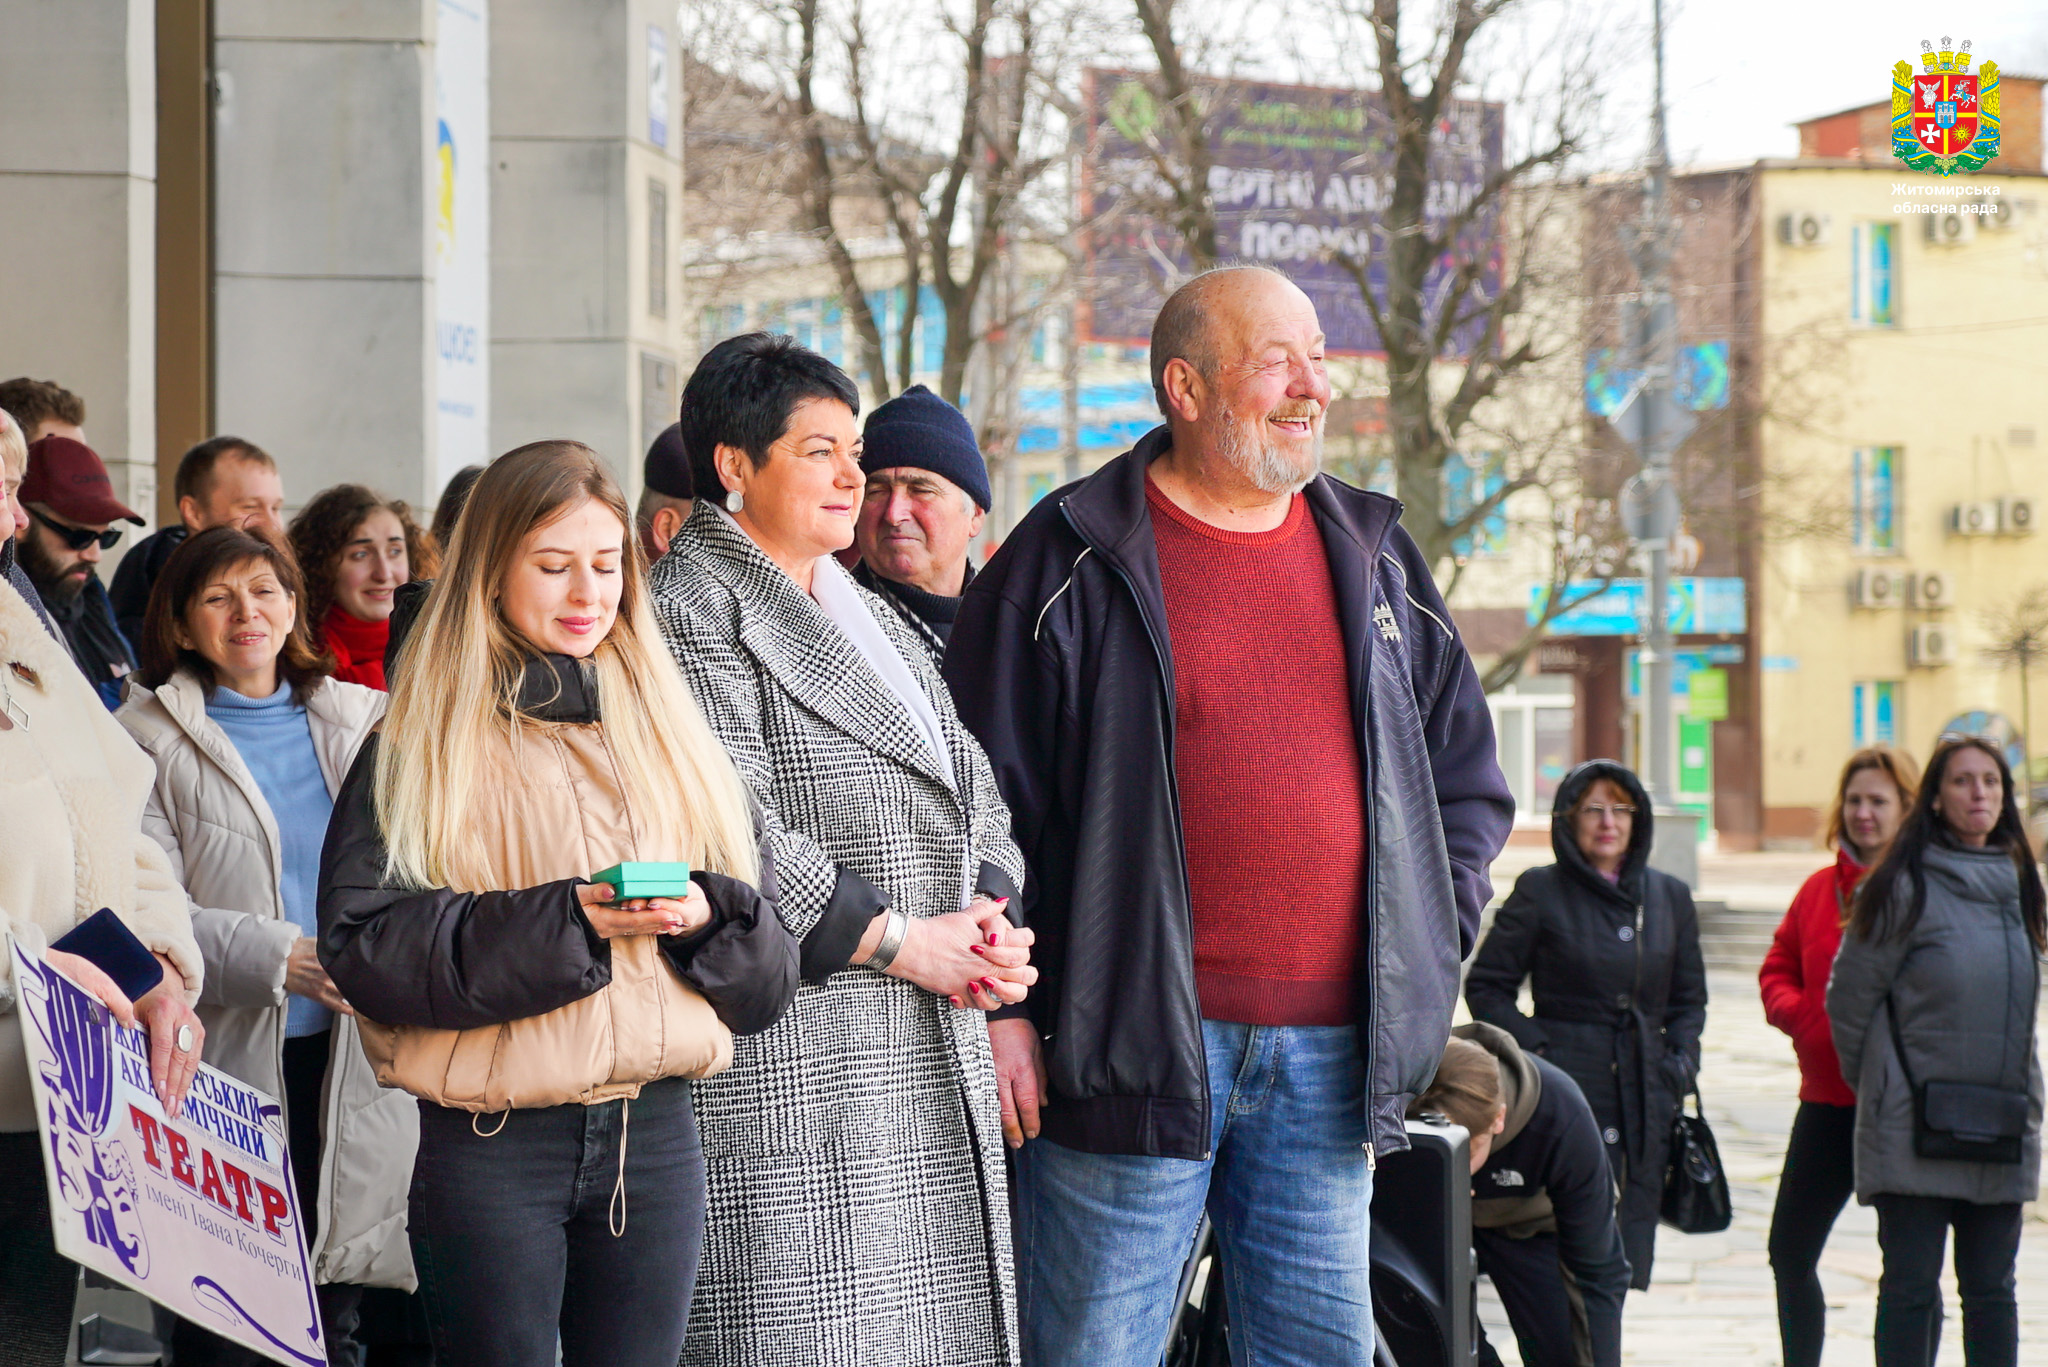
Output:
[323,605,389,691]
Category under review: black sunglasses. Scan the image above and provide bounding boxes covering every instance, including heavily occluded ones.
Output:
[29,506,123,552]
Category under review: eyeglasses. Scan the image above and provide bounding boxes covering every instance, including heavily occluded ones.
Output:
[29,506,122,552]
[1580,804,1637,820]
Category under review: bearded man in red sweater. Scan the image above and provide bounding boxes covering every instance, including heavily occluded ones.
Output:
[947,266,1514,1366]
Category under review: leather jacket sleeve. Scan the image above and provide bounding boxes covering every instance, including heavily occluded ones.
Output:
[317,735,613,1030]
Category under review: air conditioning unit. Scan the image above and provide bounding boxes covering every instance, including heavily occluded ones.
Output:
[1907,570,1955,609]
[1975,196,2013,229]
[1777,211,1830,247]
[1999,495,2036,535]
[1909,623,1958,668]
[1924,212,1974,245]
[1853,567,1906,608]
[1950,500,1999,536]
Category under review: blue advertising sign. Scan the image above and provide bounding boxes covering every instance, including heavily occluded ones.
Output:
[13,938,323,1365]
[1532,577,1747,636]
[1080,69,1504,356]
[1584,341,1730,417]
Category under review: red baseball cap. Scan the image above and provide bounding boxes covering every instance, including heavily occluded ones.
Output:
[21,435,144,526]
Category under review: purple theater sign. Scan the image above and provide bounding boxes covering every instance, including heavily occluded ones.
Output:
[1080,68,1504,356]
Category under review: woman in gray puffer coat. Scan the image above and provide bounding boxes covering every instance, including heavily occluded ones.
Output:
[1828,736,2045,1367]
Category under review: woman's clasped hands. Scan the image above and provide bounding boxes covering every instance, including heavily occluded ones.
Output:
[884,896,1036,1012]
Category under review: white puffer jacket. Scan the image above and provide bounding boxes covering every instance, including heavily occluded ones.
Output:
[117,668,417,1290]
[0,579,203,1132]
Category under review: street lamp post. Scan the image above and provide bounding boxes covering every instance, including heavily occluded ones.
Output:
[1616,0,1699,884]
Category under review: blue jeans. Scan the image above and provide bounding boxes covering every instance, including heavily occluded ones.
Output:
[1014,1020,1375,1367]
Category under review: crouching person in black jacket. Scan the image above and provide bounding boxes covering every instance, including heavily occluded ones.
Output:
[318,443,798,1367]
[1412,1024,1633,1367]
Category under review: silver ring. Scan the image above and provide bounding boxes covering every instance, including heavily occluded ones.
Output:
[175,1024,194,1054]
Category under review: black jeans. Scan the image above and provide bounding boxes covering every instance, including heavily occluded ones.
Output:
[1873,1195,2023,1367]
[0,1131,76,1367]
[408,1076,704,1367]
[1768,1100,1857,1367]
[1474,1228,1588,1367]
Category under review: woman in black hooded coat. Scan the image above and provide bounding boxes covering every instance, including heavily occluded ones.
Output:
[1466,759,1709,1288]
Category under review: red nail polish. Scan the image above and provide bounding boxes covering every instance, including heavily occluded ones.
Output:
[949,996,964,1008]
[970,943,987,956]
[981,978,999,993]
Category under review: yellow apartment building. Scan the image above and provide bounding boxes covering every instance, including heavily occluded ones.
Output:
[1752,151,2048,835]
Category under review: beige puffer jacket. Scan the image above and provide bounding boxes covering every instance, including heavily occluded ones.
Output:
[117,669,417,1290]
[327,675,736,1112]
[0,579,203,1132]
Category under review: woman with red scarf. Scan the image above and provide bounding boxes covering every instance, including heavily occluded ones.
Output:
[1760,745,1920,1367]
[288,485,434,690]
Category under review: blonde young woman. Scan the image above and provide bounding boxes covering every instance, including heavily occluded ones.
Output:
[317,442,799,1367]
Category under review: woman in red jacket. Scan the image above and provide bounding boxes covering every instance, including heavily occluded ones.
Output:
[1760,745,1920,1367]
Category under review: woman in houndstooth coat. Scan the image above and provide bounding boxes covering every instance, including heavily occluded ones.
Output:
[649,334,1034,1367]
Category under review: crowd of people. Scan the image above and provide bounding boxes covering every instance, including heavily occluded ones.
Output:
[0,262,2040,1367]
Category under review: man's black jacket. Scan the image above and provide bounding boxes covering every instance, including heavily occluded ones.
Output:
[944,429,1513,1159]
[109,523,187,646]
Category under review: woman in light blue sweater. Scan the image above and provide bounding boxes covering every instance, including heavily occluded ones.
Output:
[117,525,414,1366]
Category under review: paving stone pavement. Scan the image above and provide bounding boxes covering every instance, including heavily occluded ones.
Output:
[1473,967,2048,1366]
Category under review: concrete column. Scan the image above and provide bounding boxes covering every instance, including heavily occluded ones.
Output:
[491,0,684,495]
[0,0,158,520]
[211,2,439,508]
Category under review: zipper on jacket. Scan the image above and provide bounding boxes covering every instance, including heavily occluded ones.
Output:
[1058,499,1213,1149]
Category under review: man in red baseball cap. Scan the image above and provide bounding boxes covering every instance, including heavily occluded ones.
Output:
[19,434,144,708]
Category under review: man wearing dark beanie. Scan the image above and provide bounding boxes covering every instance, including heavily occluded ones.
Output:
[637,421,694,561]
[852,385,989,662]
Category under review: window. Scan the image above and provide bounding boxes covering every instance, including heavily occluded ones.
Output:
[1851,446,1900,553]
[1853,681,1898,746]
[918,286,946,376]
[1850,223,1896,326]
[646,180,668,319]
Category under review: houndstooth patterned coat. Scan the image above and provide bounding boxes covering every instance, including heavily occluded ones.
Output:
[650,502,1027,1367]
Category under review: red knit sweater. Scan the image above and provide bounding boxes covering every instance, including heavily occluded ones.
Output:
[1758,848,1864,1107]
[1149,480,1366,1026]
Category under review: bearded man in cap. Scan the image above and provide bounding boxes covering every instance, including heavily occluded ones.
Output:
[18,434,145,708]
[851,385,990,663]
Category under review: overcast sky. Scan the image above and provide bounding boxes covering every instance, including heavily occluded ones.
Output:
[1588,0,2048,167]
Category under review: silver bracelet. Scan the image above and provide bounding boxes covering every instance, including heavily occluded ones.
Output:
[861,909,910,971]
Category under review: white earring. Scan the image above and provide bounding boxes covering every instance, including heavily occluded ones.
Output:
[725,489,744,513]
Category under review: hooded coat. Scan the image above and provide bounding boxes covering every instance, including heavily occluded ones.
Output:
[1826,841,2043,1205]
[1465,760,1707,1289]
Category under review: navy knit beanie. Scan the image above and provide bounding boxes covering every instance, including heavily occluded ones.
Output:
[644,422,692,499]
[860,385,991,511]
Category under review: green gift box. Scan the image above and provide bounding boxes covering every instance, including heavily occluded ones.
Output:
[588,861,695,900]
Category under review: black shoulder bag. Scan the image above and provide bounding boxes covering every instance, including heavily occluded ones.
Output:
[1642,883,1731,1234]
[1661,1086,1732,1232]
[1886,998,2029,1164]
